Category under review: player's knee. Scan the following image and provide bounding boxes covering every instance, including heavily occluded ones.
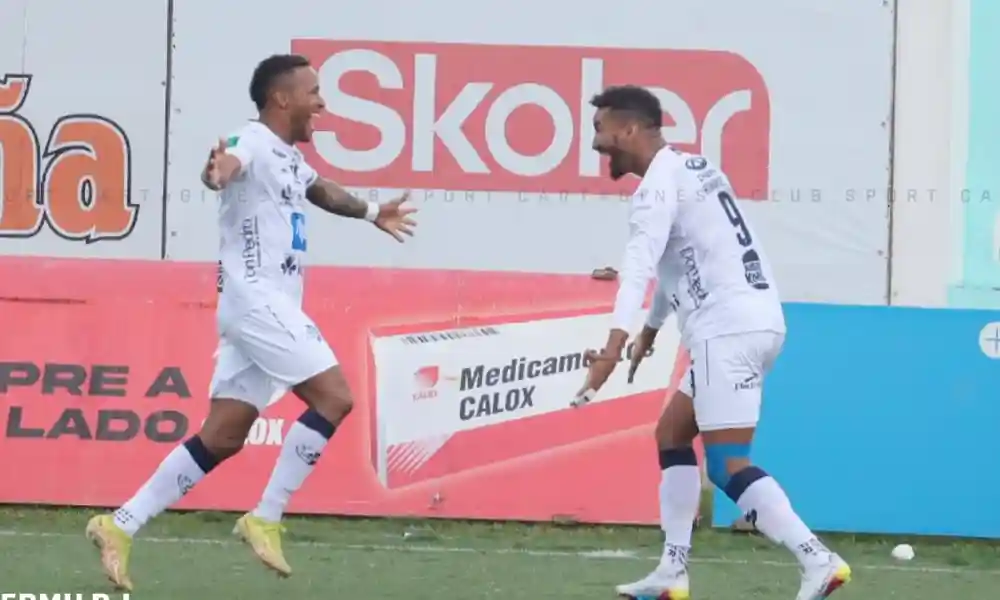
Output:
[655,416,696,449]
[196,426,248,461]
[704,443,754,491]
[310,385,353,424]
[721,465,769,503]
[655,391,696,448]
[295,368,354,424]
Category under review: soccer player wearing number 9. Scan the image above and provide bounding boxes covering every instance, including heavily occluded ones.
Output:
[585,86,850,600]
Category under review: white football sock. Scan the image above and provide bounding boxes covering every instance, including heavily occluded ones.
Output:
[253,416,331,522]
[735,475,829,567]
[113,443,209,536]
[660,464,701,554]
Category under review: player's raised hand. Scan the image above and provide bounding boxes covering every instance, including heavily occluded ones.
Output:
[201,138,228,191]
[374,191,418,243]
[627,326,658,383]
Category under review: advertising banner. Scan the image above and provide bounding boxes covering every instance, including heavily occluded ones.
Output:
[0,0,167,259]
[370,310,681,488]
[0,258,689,524]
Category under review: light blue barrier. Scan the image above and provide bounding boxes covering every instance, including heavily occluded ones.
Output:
[711,303,1000,538]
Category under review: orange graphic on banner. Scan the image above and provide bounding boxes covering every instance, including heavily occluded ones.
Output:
[0,74,137,242]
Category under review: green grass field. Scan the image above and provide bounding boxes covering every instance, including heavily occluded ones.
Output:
[1,506,998,598]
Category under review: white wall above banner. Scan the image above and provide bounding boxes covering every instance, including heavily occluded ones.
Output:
[164,0,895,305]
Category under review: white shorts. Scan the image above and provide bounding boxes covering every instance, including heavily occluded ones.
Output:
[678,331,784,431]
[209,301,338,411]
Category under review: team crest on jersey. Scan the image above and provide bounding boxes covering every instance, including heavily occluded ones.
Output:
[685,157,707,170]
[281,254,301,275]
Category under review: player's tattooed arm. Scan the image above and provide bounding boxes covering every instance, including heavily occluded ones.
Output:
[306,178,376,220]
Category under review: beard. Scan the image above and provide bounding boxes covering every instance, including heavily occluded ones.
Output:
[608,152,627,180]
[291,112,314,143]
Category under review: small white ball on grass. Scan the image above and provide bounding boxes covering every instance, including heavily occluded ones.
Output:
[891,543,915,561]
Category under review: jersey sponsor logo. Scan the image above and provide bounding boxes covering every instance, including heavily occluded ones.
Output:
[685,156,707,170]
[240,217,262,281]
[734,372,761,392]
[293,40,770,197]
[0,74,137,242]
[742,249,769,290]
[680,246,708,308]
[290,211,307,250]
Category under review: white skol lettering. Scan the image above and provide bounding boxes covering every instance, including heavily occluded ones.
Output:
[412,53,490,173]
[316,50,752,178]
[314,49,406,171]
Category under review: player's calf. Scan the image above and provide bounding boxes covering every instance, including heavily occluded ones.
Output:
[702,431,850,598]
[246,368,354,525]
[111,399,256,536]
[86,400,256,589]
[233,408,338,579]
[654,389,701,551]
[616,391,699,600]
[235,367,353,577]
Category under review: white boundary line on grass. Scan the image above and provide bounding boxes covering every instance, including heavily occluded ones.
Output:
[0,529,997,576]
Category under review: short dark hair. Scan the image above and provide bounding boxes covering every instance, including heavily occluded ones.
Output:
[249,54,312,110]
[590,85,662,129]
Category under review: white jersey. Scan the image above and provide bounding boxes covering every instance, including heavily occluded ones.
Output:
[215,121,318,322]
[612,147,785,345]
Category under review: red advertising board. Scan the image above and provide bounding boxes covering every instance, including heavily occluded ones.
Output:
[0,257,695,524]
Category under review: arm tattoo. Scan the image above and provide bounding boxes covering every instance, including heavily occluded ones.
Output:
[305,178,368,218]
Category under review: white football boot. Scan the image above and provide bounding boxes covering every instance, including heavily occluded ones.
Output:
[615,544,690,600]
[796,551,851,600]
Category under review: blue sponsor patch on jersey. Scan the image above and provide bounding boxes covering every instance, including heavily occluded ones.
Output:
[291,212,307,251]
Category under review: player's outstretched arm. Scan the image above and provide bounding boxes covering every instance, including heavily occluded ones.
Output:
[306,178,374,219]
[202,138,244,191]
[307,178,417,242]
